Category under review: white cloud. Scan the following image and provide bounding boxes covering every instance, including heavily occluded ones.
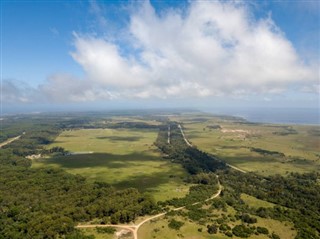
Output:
[3,0,318,104]
[66,0,318,101]
[1,79,39,103]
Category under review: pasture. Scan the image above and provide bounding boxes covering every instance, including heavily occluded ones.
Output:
[32,128,189,201]
[138,209,296,239]
[171,114,320,175]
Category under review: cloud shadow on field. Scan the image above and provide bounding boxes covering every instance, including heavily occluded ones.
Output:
[95,136,142,141]
[33,152,186,194]
[37,152,165,169]
[112,167,184,192]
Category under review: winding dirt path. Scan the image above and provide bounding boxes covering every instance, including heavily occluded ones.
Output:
[0,133,24,148]
[76,179,222,239]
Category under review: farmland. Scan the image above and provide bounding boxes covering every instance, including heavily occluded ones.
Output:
[170,113,320,175]
[32,128,190,202]
[1,111,319,239]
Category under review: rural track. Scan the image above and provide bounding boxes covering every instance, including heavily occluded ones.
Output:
[178,124,192,147]
[226,163,247,173]
[77,124,225,239]
[76,179,222,239]
[178,124,246,174]
[0,133,24,148]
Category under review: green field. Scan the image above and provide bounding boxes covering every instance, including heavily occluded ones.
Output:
[80,228,116,239]
[32,128,190,201]
[241,194,275,208]
[171,114,320,175]
[138,209,296,239]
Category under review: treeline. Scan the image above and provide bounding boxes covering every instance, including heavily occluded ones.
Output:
[0,115,159,239]
[250,147,285,157]
[218,170,320,238]
[155,121,319,238]
[1,129,61,167]
[162,183,219,208]
[155,122,226,175]
[0,166,157,239]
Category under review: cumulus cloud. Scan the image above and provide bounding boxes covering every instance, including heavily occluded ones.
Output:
[3,0,318,104]
[67,0,317,101]
[1,79,39,103]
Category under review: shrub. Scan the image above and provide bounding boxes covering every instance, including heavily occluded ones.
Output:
[257,226,269,234]
[168,219,184,230]
[207,224,218,234]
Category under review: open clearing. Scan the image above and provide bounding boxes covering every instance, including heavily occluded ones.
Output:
[32,128,189,201]
[241,193,275,208]
[138,211,295,239]
[171,114,320,175]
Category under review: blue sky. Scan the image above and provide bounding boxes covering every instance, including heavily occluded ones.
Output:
[1,0,319,113]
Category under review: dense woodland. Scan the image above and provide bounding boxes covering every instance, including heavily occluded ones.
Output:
[218,170,320,238]
[0,113,319,238]
[155,121,320,239]
[155,123,226,174]
[0,115,158,238]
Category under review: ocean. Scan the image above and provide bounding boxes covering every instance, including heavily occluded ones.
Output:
[204,108,320,125]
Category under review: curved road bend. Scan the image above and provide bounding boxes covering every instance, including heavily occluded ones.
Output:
[76,179,222,239]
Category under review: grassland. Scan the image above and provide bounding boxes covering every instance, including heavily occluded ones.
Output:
[138,207,296,239]
[170,113,320,175]
[80,228,116,239]
[32,128,189,201]
[241,194,275,208]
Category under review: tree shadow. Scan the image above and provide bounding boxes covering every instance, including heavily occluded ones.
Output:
[96,136,142,141]
[41,152,164,169]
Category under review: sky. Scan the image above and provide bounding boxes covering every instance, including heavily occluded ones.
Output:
[1,0,319,113]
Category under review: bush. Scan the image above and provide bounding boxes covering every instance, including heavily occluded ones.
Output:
[256,226,269,234]
[220,224,231,231]
[168,219,184,230]
[241,214,257,224]
[232,225,253,238]
[207,224,218,234]
[271,232,280,239]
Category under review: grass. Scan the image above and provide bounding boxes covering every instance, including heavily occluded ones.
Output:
[47,128,158,154]
[172,114,320,175]
[32,128,189,202]
[138,215,216,239]
[138,205,296,239]
[241,193,275,208]
[79,228,116,239]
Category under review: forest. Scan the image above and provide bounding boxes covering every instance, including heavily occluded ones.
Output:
[155,121,320,238]
[0,114,158,238]
[0,113,319,238]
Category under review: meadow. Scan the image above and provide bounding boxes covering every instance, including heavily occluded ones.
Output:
[32,128,190,201]
[138,207,296,239]
[170,114,320,175]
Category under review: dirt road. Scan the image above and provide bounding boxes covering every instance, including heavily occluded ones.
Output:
[0,134,23,148]
[178,124,192,147]
[76,178,222,239]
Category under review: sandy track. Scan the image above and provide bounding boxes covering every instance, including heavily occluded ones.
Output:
[0,134,23,148]
[178,124,192,147]
[76,179,222,239]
